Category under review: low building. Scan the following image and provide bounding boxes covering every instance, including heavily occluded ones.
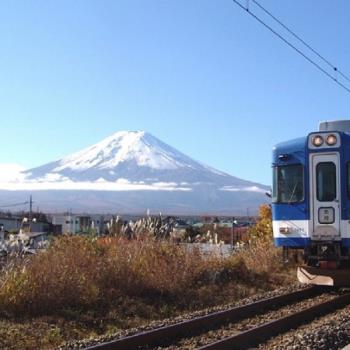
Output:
[51,214,103,234]
[0,216,49,234]
[51,214,81,234]
[0,217,21,232]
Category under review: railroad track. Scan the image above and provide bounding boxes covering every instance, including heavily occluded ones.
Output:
[85,286,349,350]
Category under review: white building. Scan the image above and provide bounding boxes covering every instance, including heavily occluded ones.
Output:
[51,214,102,234]
[51,214,82,234]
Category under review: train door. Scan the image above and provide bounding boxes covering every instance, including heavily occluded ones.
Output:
[310,153,341,240]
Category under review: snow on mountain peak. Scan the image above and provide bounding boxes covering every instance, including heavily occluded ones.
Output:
[0,131,268,215]
[53,130,191,172]
[20,130,235,185]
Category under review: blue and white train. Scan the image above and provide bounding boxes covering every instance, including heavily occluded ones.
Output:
[272,120,350,284]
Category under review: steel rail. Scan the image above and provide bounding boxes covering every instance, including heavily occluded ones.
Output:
[85,286,323,350]
[198,291,350,350]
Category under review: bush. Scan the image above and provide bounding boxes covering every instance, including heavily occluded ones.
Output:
[0,236,256,315]
[0,237,101,314]
[98,237,206,300]
[249,204,273,243]
[0,209,294,317]
[240,204,295,284]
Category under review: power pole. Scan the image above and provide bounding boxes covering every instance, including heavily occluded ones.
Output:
[29,195,33,221]
[231,217,238,252]
[231,217,235,251]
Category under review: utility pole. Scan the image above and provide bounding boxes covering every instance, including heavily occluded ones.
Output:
[231,217,238,252]
[29,195,33,221]
[231,217,235,251]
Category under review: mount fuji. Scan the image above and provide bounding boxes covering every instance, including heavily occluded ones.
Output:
[0,131,268,214]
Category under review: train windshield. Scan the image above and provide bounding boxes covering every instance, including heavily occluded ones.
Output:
[272,165,304,203]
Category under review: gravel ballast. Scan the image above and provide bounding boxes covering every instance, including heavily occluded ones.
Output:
[153,292,336,349]
[258,302,350,350]
[59,284,310,350]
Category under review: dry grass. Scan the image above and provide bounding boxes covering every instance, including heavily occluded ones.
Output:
[0,237,101,315]
[0,236,279,316]
[0,222,295,349]
[237,240,295,286]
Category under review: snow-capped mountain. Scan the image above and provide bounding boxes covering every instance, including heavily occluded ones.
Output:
[24,131,234,184]
[0,131,268,214]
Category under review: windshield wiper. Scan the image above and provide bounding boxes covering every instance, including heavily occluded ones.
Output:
[288,182,298,204]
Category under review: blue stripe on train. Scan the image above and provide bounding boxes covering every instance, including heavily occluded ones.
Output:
[275,237,350,247]
[274,237,310,247]
[342,238,350,247]
[271,204,309,221]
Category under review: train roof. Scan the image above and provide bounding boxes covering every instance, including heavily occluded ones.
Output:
[272,136,307,165]
[273,136,307,154]
[273,130,350,165]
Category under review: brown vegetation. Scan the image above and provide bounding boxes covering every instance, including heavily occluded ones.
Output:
[0,236,260,316]
[0,205,295,349]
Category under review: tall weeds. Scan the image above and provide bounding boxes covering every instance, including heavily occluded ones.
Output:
[0,208,292,317]
[0,236,250,315]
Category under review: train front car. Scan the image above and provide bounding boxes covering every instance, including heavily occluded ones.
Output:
[272,120,350,286]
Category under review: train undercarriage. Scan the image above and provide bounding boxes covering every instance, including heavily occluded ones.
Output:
[291,242,350,286]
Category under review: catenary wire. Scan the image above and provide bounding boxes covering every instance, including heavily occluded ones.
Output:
[252,0,350,84]
[232,0,350,95]
[0,201,29,208]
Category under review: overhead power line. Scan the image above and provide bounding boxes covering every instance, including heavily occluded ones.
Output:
[0,201,29,208]
[251,0,350,84]
[232,0,350,95]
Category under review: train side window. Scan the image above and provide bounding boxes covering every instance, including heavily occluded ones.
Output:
[272,167,278,202]
[316,162,336,202]
[272,164,304,203]
[347,163,350,199]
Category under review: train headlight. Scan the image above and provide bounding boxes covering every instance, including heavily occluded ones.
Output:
[326,134,337,146]
[312,135,324,147]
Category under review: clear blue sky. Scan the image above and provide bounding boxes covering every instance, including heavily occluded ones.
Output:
[1,0,349,185]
